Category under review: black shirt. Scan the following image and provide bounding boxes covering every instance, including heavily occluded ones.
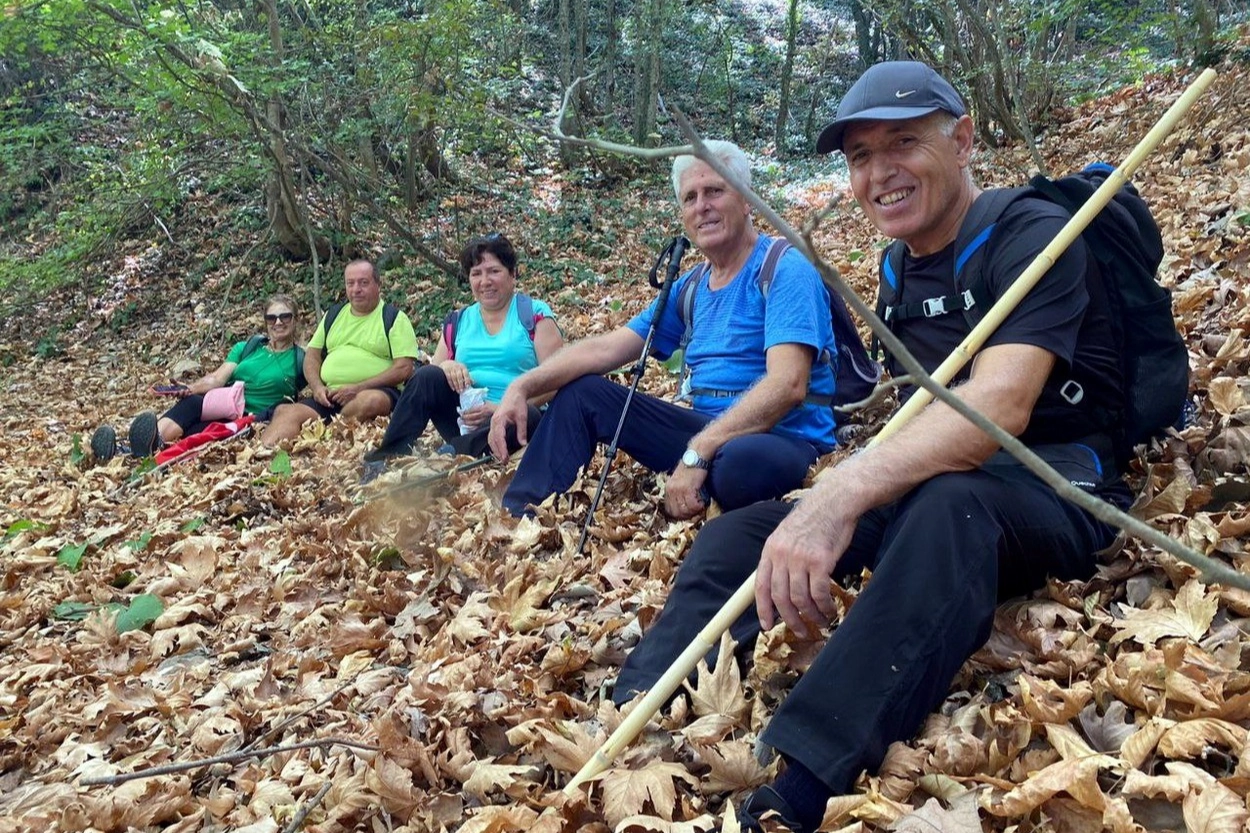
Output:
[886,193,1122,448]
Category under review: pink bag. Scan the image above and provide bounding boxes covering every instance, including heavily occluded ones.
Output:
[200,381,246,421]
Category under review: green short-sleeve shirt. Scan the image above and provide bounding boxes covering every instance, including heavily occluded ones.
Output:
[309,304,419,388]
[226,340,303,413]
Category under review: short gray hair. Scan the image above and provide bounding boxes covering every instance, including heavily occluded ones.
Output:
[671,140,752,201]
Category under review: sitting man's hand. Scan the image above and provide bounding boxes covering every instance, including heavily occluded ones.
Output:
[440,360,473,394]
[329,384,362,405]
[460,402,495,429]
[488,388,530,462]
[312,385,334,408]
[755,490,856,638]
[665,464,708,520]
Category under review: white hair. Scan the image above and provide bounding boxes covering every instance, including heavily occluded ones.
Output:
[671,140,752,201]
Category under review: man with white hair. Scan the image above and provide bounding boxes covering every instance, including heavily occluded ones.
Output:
[489,140,837,518]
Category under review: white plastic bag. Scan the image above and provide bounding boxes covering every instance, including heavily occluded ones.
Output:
[457,387,489,435]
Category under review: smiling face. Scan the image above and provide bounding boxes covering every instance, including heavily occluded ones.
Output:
[264,300,296,343]
[467,252,517,313]
[344,261,381,314]
[843,112,977,256]
[678,160,752,263]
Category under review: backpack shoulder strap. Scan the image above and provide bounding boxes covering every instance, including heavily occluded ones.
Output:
[293,345,307,392]
[239,333,268,361]
[442,308,462,361]
[675,265,707,348]
[515,293,537,340]
[382,303,400,360]
[953,187,1029,323]
[755,236,792,298]
[321,302,346,354]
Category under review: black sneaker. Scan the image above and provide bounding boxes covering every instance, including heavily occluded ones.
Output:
[129,411,161,458]
[359,459,387,485]
[738,786,809,833]
[90,425,118,462]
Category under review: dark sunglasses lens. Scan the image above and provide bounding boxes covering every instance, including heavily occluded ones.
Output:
[266,313,293,323]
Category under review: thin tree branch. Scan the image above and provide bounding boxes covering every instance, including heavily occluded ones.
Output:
[541,89,1247,590]
[282,780,333,833]
[80,737,378,787]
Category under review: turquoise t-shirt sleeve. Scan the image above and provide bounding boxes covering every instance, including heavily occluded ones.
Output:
[532,298,557,325]
[625,270,696,360]
[388,312,420,360]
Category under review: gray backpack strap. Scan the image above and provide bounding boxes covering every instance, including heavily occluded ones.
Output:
[674,265,708,402]
[515,293,536,338]
[755,236,792,298]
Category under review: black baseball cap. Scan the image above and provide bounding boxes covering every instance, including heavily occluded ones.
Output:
[816,62,966,154]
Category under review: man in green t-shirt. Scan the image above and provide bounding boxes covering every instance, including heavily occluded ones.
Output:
[261,260,419,445]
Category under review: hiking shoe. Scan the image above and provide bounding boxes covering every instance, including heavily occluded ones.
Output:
[91,425,118,462]
[738,786,809,833]
[128,411,161,458]
[360,459,387,486]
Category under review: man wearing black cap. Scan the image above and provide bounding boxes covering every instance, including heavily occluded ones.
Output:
[613,62,1131,831]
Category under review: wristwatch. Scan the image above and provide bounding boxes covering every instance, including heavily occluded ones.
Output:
[681,447,712,471]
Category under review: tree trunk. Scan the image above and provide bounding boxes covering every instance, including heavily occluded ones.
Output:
[602,0,618,115]
[632,0,663,145]
[261,0,323,260]
[774,0,799,155]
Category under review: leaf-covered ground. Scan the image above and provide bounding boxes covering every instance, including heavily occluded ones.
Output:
[3,59,1250,833]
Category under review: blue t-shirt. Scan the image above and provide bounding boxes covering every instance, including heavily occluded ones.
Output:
[627,235,837,449]
[451,295,556,403]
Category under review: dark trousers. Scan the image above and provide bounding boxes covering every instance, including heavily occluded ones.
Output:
[368,364,536,461]
[501,374,820,516]
[162,395,211,436]
[615,448,1128,793]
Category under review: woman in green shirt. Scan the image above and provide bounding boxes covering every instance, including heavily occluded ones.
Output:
[91,295,306,460]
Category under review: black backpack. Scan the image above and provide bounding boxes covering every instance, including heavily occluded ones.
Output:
[675,236,881,413]
[238,334,307,396]
[877,163,1188,455]
[321,302,401,358]
[441,293,538,360]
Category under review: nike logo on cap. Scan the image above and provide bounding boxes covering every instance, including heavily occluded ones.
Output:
[895,89,917,98]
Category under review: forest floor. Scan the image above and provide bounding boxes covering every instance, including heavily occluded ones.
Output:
[2,57,1250,833]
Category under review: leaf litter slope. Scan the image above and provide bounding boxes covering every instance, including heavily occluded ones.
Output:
[2,63,1250,833]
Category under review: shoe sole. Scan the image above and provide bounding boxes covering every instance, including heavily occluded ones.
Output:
[129,411,160,458]
[91,425,117,462]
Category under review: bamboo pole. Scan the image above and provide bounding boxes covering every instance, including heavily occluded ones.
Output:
[563,67,1217,795]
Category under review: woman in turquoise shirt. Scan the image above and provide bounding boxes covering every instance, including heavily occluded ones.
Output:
[362,234,562,479]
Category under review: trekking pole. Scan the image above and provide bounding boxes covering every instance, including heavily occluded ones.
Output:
[562,67,1218,795]
[573,235,690,558]
[361,454,494,503]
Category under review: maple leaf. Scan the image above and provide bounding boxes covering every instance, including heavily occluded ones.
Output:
[684,631,748,724]
[689,741,768,793]
[988,757,1107,816]
[462,759,539,801]
[1109,581,1218,646]
[1078,699,1136,753]
[597,762,697,827]
[1156,718,1248,758]
[890,794,981,833]
[447,591,495,645]
[1183,781,1249,833]
[614,814,718,832]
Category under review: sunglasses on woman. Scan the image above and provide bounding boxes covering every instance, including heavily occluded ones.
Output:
[265,312,294,324]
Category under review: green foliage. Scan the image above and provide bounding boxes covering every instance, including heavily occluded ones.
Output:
[70,434,86,467]
[56,542,89,572]
[269,450,292,477]
[5,519,50,539]
[115,594,164,633]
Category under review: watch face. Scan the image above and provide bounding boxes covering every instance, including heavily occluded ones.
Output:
[682,449,699,467]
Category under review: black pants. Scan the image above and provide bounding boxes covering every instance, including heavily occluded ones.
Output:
[367,363,537,461]
[615,445,1129,793]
